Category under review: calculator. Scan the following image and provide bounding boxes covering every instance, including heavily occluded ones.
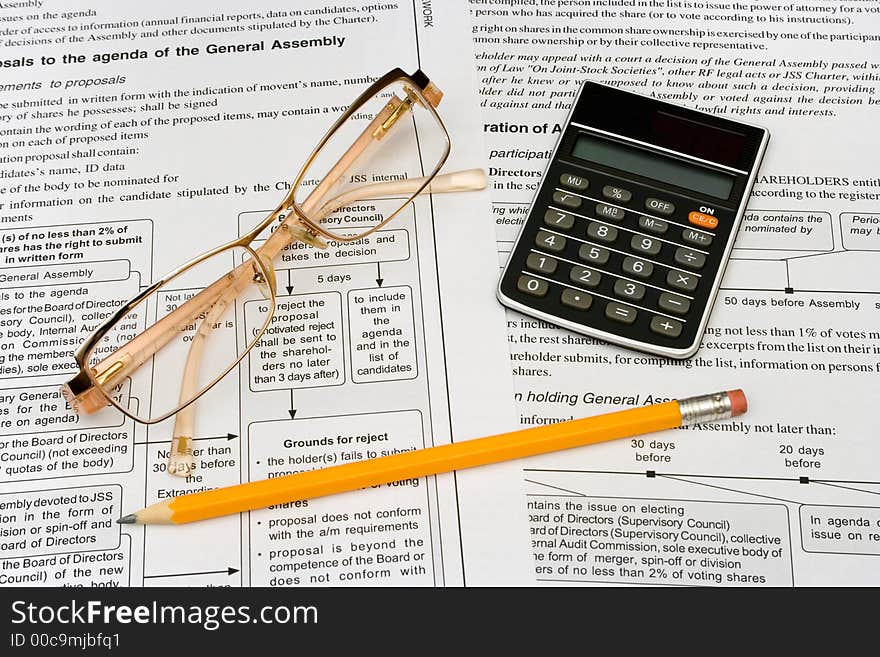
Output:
[497,81,769,359]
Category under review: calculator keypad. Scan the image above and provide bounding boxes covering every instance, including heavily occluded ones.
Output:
[501,160,732,355]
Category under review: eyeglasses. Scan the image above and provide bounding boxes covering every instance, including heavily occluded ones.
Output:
[60,68,486,477]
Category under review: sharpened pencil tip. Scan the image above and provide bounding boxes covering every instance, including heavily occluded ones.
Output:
[117,514,136,524]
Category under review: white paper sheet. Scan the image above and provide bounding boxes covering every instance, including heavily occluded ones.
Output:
[0,0,517,587]
[463,0,880,585]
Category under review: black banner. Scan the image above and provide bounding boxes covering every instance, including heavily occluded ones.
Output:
[0,586,872,652]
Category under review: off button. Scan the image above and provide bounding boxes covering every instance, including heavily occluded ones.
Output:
[645,197,675,216]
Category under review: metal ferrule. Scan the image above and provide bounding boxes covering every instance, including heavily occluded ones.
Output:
[678,392,733,426]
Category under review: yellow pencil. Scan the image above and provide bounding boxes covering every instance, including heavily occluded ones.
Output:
[120,390,747,525]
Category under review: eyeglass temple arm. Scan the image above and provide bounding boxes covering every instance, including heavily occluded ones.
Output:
[314,169,487,218]
[166,279,246,476]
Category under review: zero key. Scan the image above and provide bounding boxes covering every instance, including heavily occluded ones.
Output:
[517,275,548,297]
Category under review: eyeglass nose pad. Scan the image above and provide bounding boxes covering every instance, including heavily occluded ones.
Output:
[251,253,276,300]
[283,222,329,250]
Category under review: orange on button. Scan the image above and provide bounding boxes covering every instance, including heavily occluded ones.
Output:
[689,211,719,230]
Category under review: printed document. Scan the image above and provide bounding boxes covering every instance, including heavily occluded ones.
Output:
[465,0,880,585]
[0,0,517,586]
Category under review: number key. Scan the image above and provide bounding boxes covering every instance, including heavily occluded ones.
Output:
[535,230,566,253]
[614,279,645,302]
[578,243,610,265]
[570,266,601,288]
[526,252,558,275]
[517,275,548,297]
[622,256,653,279]
[631,234,661,256]
[544,209,574,231]
[587,222,617,244]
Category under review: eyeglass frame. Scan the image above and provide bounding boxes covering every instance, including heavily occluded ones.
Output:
[60,67,473,427]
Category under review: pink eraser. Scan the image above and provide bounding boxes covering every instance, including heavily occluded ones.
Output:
[727,389,748,416]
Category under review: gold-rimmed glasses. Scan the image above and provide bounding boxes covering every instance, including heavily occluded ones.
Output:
[59,68,487,477]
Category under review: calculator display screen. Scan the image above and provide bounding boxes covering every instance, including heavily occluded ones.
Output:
[571,133,735,200]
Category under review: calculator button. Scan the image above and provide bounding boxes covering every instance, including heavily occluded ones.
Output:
[570,266,601,288]
[638,216,668,235]
[674,247,707,270]
[614,279,646,302]
[667,269,698,292]
[631,234,661,256]
[602,185,632,203]
[587,222,617,244]
[688,211,719,229]
[578,243,610,265]
[553,191,582,209]
[561,288,592,311]
[517,275,548,297]
[535,230,566,253]
[658,292,691,316]
[622,257,653,279]
[526,252,558,275]
[595,203,625,222]
[682,228,713,247]
[650,316,683,338]
[544,209,575,231]
[646,198,675,216]
[605,302,637,325]
[560,173,589,191]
